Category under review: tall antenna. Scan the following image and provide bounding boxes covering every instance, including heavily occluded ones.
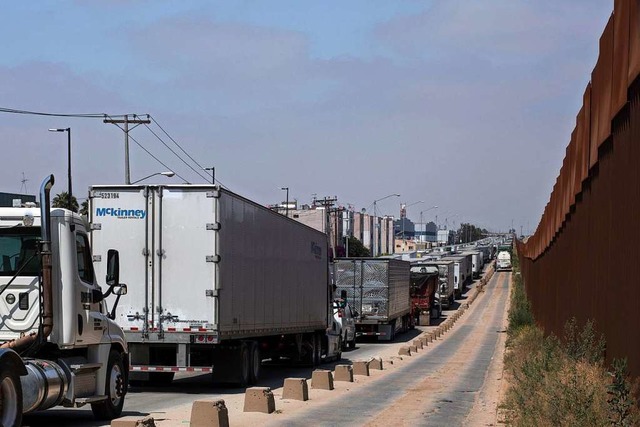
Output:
[20,172,29,194]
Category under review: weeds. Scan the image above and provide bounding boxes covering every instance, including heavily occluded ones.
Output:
[502,252,639,426]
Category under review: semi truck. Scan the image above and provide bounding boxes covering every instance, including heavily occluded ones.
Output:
[408,265,439,325]
[462,250,484,279]
[411,260,454,307]
[333,258,412,341]
[89,184,341,387]
[442,254,472,299]
[0,176,128,427]
[496,251,512,271]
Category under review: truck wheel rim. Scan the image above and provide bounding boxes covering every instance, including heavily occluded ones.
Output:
[0,376,18,425]
[109,364,124,406]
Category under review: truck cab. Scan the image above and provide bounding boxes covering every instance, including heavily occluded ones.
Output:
[0,176,128,426]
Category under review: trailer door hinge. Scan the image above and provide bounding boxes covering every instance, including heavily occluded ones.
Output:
[91,223,102,230]
[92,255,102,262]
[206,255,221,263]
[206,223,221,231]
[205,289,218,297]
[206,190,220,198]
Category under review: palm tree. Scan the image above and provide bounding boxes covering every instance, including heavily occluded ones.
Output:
[80,199,89,217]
[52,192,79,213]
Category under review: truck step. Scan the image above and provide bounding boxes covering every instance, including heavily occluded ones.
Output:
[70,362,102,373]
[66,395,107,408]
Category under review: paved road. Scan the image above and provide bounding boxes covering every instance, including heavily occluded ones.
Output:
[22,317,430,426]
[269,271,509,427]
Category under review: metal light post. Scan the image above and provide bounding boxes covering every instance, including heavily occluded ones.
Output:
[419,205,438,242]
[281,187,289,217]
[204,167,215,184]
[131,171,175,184]
[401,200,423,240]
[48,127,72,205]
[372,193,400,218]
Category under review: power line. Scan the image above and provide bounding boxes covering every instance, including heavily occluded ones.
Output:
[0,107,125,118]
[127,134,191,184]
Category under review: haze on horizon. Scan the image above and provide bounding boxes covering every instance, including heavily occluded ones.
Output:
[0,1,612,233]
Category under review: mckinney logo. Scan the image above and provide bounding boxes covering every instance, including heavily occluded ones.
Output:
[95,207,146,219]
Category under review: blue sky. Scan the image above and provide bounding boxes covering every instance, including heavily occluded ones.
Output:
[0,1,613,232]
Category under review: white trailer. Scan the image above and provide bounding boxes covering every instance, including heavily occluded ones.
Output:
[411,260,455,308]
[0,176,128,426]
[462,251,483,279]
[89,184,340,386]
[442,254,472,299]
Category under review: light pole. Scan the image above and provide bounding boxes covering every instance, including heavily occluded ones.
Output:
[372,193,400,218]
[131,171,175,184]
[48,127,72,205]
[204,167,215,185]
[281,187,289,217]
[401,200,423,240]
[419,205,438,242]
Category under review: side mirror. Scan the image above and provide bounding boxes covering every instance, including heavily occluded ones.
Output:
[106,249,120,287]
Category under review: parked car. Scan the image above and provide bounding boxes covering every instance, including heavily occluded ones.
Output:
[333,299,357,350]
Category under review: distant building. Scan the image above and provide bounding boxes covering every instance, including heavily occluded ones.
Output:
[0,192,36,207]
[414,221,437,242]
[393,217,415,238]
[437,229,455,245]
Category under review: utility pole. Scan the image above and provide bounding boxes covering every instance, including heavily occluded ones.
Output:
[104,114,151,184]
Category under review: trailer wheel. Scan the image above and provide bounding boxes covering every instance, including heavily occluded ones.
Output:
[92,349,126,420]
[348,335,356,349]
[249,342,261,385]
[237,343,251,387]
[313,333,322,366]
[0,364,22,427]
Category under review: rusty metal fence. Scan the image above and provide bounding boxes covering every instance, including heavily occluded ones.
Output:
[518,0,640,377]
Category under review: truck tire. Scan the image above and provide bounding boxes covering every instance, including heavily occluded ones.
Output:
[237,343,251,387]
[348,336,356,350]
[249,342,261,385]
[92,349,126,420]
[0,364,22,427]
[313,333,322,366]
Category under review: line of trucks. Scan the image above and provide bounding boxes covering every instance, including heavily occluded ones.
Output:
[0,177,499,426]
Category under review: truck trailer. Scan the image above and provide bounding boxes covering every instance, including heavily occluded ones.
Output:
[496,251,512,271]
[462,250,483,279]
[408,265,439,325]
[411,260,455,307]
[442,254,472,298]
[89,184,341,386]
[0,176,128,427]
[333,258,412,341]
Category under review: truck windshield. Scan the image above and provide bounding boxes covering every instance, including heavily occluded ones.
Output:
[0,227,41,276]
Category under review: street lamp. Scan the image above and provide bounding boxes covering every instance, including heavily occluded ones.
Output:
[401,200,423,239]
[281,187,289,217]
[419,205,438,242]
[372,193,400,217]
[204,167,215,185]
[131,171,175,184]
[48,127,72,204]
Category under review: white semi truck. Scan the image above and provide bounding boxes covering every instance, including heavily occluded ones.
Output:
[89,184,341,386]
[0,176,128,427]
[496,251,512,271]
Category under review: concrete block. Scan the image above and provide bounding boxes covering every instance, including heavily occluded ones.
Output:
[111,416,155,427]
[398,346,412,356]
[369,358,383,370]
[311,369,334,390]
[352,360,370,376]
[282,378,309,401]
[243,387,276,414]
[412,340,423,349]
[409,345,418,353]
[419,337,428,347]
[334,365,354,382]
[427,333,433,343]
[190,400,229,427]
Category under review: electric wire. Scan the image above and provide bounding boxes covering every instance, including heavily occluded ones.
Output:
[0,107,125,118]
[128,134,191,184]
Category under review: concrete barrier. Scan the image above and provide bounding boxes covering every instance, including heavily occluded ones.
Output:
[369,358,383,370]
[282,378,309,401]
[243,387,276,414]
[190,400,229,427]
[111,416,156,427]
[398,346,412,356]
[409,345,418,353]
[419,337,428,347]
[427,333,433,343]
[311,370,334,390]
[412,340,423,349]
[352,360,370,376]
[334,365,354,382]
